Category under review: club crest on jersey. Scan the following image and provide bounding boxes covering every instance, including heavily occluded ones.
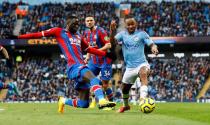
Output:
[133,36,139,42]
[104,36,110,41]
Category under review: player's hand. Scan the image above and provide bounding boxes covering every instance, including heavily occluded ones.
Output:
[106,49,116,61]
[104,43,111,49]
[110,20,117,32]
[84,57,89,64]
[6,58,13,69]
[151,44,159,55]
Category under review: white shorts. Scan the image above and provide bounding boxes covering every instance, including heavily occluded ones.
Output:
[122,62,150,84]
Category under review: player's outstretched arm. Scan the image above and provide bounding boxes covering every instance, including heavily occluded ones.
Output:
[18,28,60,39]
[97,28,111,51]
[82,38,115,60]
[18,32,45,39]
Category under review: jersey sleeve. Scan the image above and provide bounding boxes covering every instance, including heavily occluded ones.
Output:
[114,32,123,44]
[81,36,89,51]
[98,28,110,45]
[18,27,61,39]
[141,31,154,46]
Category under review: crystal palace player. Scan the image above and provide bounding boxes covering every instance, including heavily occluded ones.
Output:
[83,16,114,108]
[0,45,19,96]
[110,15,159,113]
[16,15,116,113]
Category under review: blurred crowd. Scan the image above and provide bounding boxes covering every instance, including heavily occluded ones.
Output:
[0,57,209,102]
[148,57,209,102]
[20,2,118,35]
[1,57,77,101]
[0,1,209,38]
[0,2,16,39]
[131,1,210,36]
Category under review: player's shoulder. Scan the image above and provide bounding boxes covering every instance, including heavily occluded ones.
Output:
[76,32,82,38]
[117,30,127,35]
[96,26,107,33]
[84,28,90,32]
[47,27,63,33]
[137,30,149,36]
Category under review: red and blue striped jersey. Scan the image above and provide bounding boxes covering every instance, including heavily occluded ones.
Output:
[83,26,112,66]
[18,27,106,67]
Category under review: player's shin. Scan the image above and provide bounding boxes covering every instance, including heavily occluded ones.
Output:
[121,84,132,107]
[105,87,114,101]
[65,98,89,108]
[90,78,105,100]
[140,85,148,99]
[139,70,149,103]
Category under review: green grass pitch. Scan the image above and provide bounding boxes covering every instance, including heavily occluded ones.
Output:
[0,103,210,125]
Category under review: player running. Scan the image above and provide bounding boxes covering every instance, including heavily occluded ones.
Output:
[13,14,116,113]
[83,15,114,108]
[0,45,19,96]
[109,15,159,113]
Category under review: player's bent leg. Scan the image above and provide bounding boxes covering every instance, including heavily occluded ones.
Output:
[101,65,113,101]
[139,66,150,105]
[117,83,132,113]
[104,87,114,101]
[90,78,116,109]
[81,70,116,109]
[87,63,100,108]
[102,80,114,102]
[58,98,90,113]
[58,89,90,113]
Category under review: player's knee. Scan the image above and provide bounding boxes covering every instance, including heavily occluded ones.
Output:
[139,70,148,79]
[79,100,89,108]
[102,83,109,90]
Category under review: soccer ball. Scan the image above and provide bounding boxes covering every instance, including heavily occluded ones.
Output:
[140,98,155,114]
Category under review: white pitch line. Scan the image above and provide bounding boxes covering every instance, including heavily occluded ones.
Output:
[0,108,5,111]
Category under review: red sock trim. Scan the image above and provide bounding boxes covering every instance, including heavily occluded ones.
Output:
[73,99,77,107]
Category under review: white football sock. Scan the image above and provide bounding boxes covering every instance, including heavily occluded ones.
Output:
[140,85,148,99]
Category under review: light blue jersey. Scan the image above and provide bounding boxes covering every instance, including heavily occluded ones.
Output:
[115,30,153,68]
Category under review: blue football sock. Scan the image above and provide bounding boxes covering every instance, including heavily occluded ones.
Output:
[105,87,114,101]
[65,99,89,108]
[90,78,105,100]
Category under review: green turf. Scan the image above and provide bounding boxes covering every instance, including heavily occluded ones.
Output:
[0,103,210,125]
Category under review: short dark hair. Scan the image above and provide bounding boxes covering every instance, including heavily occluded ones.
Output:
[66,14,78,20]
[124,14,135,21]
[85,14,94,18]
[66,14,78,25]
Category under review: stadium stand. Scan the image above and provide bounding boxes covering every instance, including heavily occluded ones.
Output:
[0,2,16,39]
[1,1,209,38]
[0,1,209,102]
[0,57,209,102]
